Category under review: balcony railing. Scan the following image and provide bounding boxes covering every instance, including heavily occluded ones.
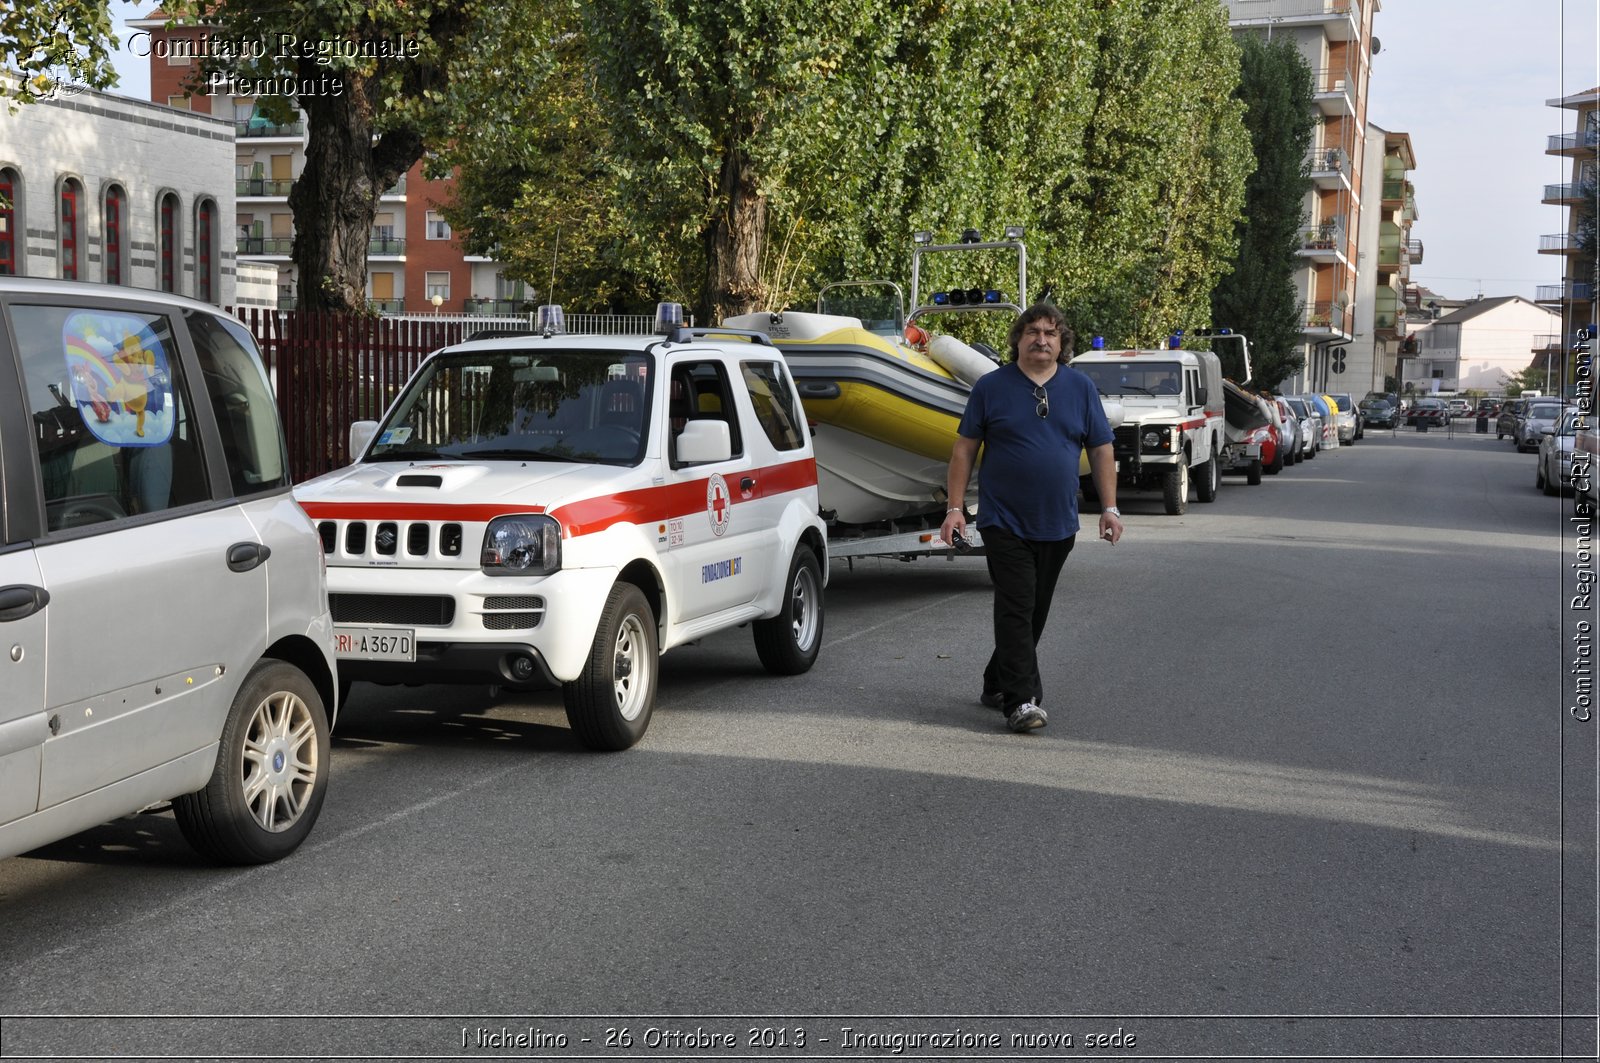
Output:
[368,236,407,255]
[381,176,407,195]
[237,178,293,197]
[1407,237,1423,263]
[1535,281,1595,303]
[1225,0,1362,40]
[1307,146,1349,176]
[236,236,294,255]
[1544,183,1583,203]
[236,118,304,138]
[463,298,531,315]
[1539,233,1579,253]
[367,298,404,313]
[1547,129,1600,154]
[1299,220,1347,253]
[1301,300,1349,334]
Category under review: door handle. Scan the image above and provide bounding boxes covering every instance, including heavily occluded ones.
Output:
[226,542,272,573]
[0,584,49,623]
[740,477,756,492]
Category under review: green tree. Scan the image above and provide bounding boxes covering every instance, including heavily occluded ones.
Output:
[166,0,535,311]
[1207,31,1316,389]
[0,0,118,106]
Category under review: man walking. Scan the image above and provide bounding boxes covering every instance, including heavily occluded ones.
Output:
[940,303,1122,733]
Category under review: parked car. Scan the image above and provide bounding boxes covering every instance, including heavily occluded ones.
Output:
[1516,400,1570,453]
[1446,398,1472,419]
[1282,397,1319,459]
[1360,397,1399,429]
[1270,397,1302,465]
[1497,398,1529,440]
[1407,397,1450,427]
[1329,392,1363,442]
[1537,409,1583,495]
[0,278,338,865]
[1475,398,1502,419]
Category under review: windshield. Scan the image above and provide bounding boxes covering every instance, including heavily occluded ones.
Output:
[1529,404,1562,419]
[366,348,655,466]
[1076,360,1184,396]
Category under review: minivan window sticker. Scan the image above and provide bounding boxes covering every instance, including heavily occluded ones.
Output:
[63,311,175,447]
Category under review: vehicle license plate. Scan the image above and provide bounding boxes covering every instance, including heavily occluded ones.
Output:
[333,627,416,662]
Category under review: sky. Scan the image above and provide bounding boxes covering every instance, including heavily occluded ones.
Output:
[102,1,1598,306]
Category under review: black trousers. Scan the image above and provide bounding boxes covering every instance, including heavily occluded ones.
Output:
[980,525,1076,712]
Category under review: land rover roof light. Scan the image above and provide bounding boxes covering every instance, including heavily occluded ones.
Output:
[536,304,565,336]
[654,301,686,335]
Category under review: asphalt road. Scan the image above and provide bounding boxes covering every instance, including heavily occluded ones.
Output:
[2,424,1595,1062]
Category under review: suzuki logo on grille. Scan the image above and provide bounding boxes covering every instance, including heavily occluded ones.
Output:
[375,526,398,551]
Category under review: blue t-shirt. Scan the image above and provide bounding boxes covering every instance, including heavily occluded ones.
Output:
[958,362,1113,541]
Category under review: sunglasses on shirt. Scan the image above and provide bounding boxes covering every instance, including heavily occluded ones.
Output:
[1032,384,1049,419]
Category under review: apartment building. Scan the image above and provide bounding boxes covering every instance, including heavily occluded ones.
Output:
[1401,296,1561,395]
[1226,0,1379,393]
[1538,86,1597,398]
[127,10,517,314]
[1352,124,1418,396]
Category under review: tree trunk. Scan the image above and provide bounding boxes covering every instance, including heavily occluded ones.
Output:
[289,69,422,312]
[702,147,766,323]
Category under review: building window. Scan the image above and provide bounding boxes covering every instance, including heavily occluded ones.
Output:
[167,95,191,111]
[0,167,18,276]
[104,184,127,285]
[425,210,451,240]
[59,177,83,280]
[425,272,450,301]
[195,197,218,303]
[158,192,180,293]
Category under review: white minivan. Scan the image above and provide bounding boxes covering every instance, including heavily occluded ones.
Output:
[0,279,337,864]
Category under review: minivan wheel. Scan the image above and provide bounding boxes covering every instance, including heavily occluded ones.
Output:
[754,547,824,675]
[174,659,330,865]
[564,583,657,751]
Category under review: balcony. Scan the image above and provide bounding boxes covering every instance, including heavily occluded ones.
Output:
[1312,63,1356,117]
[1374,288,1405,338]
[1547,128,1600,156]
[237,178,293,198]
[1539,233,1581,255]
[1543,183,1585,205]
[236,236,293,256]
[380,176,407,197]
[463,298,530,315]
[368,236,407,256]
[367,298,404,314]
[1307,145,1351,190]
[1536,281,1595,304]
[236,117,304,139]
[1301,300,1351,339]
[1298,219,1347,261]
[1224,0,1363,42]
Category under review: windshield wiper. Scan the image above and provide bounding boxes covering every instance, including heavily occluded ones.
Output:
[366,448,446,462]
[458,447,586,462]
[1116,384,1155,395]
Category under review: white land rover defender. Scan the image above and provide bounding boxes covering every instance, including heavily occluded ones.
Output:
[295,307,828,750]
[1068,344,1227,515]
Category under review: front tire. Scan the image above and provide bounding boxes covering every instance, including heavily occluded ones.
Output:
[174,659,330,865]
[753,547,824,675]
[564,583,658,751]
[1163,462,1189,515]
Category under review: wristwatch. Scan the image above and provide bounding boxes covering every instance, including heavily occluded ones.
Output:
[1103,506,1121,517]
[947,507,963,514]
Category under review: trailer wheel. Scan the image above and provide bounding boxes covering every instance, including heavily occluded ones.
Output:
[1246,458,1263,486]
[1162,462,1189,515]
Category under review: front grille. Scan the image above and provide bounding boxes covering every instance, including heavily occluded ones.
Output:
[1112,425,1139,458]
[482,594,544,631]
[331,593,456,626]
[318,519,469,559]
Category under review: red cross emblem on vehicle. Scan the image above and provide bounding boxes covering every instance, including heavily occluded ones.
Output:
[707,473,730,537]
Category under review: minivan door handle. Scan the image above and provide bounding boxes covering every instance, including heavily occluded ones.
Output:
[0,584,49,623]
[226,542,272,573]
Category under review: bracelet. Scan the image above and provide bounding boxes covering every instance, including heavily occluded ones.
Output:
[946,507,963,514]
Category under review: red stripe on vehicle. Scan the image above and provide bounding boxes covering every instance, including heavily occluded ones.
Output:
[299,457,818,539]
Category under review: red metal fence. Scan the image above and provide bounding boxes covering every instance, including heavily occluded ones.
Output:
[232,309,512,481]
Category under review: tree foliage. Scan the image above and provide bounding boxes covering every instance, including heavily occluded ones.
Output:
[1208,31,1316,390]
[0,0,118,106]
[166,0,534,311]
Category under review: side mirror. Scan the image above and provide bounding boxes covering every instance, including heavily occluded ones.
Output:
[676,419,732,464]
[349,420,378,460]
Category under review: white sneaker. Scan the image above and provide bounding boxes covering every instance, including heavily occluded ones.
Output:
[1006,702,1048,733]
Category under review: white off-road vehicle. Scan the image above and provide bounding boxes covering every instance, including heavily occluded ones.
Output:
[1068,344,1228,515]
[294,307,828,750]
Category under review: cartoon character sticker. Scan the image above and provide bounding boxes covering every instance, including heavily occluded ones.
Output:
[706,473,730,537]
[63,311,174,447]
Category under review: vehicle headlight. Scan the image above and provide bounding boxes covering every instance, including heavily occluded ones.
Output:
[481,514,561,576]
[1141,427,1174,452]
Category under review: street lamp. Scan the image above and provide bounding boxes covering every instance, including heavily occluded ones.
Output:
[430,293,443,315]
